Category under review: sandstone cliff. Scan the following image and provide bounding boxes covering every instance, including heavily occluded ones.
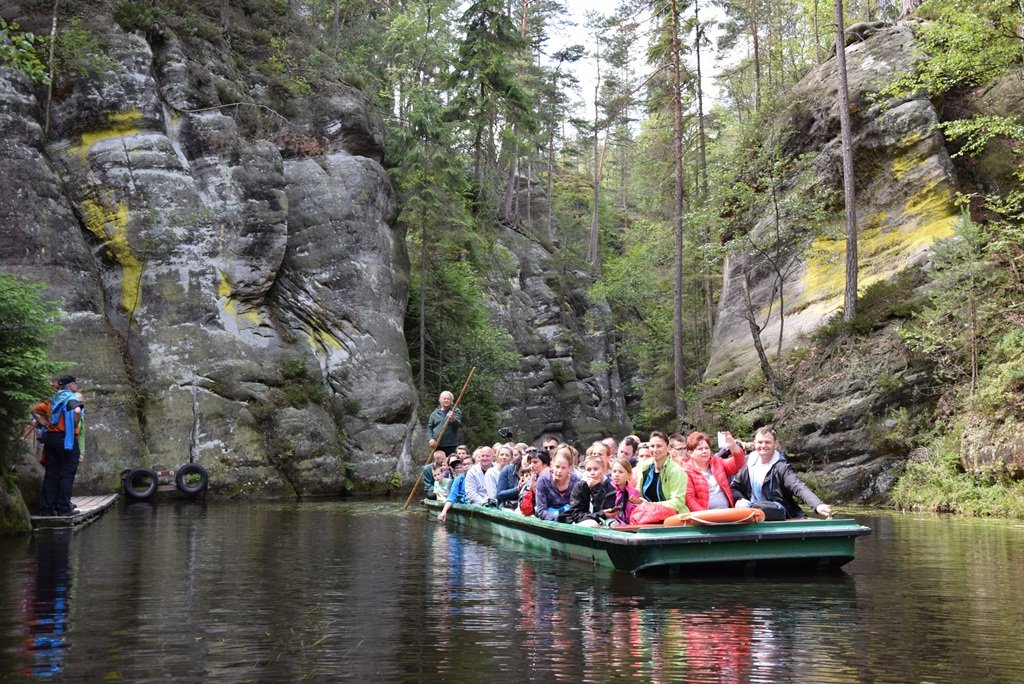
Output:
[2,10,419,502]
[703,24,1024,501]
[1,5,631,520]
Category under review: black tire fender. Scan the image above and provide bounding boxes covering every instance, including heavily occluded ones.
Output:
[123,468,158,499]
[175,463,209,495]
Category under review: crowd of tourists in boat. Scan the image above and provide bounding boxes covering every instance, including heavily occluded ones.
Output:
[422,392,832,527]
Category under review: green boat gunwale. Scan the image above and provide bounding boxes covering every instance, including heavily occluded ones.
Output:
[423,498,871,574]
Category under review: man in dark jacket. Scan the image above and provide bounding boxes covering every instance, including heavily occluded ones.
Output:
[426,391,462,456]
[730,427,832,519]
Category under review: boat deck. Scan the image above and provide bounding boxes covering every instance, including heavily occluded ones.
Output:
[31,494,119,531]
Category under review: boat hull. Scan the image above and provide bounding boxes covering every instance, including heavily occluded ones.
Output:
[425,499,871,574]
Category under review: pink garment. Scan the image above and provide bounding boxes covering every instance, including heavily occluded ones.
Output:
[612,483,640,525]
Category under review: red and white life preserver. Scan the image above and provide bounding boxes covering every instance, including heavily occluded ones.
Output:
[663,508,766,527]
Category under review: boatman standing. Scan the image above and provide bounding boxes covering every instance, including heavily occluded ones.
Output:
[426,390,462,457]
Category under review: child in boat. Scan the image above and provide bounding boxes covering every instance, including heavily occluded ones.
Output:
[437,457,469,522]
[608,458,641,527]
[518,447,550,515]
[432,464,452,501]
[564,455,617,526]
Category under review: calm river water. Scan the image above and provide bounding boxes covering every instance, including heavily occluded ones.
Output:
[1,500,1022,682]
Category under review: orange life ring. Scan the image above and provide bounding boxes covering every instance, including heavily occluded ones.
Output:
[663,508,766,527]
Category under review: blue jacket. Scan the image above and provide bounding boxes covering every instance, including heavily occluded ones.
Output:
[495,462,521,507]
[446,473,468,505]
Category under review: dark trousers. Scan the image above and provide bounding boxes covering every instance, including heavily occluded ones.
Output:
[40,432,80,515]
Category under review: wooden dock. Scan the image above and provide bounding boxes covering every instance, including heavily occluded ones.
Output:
[31,493,119,531]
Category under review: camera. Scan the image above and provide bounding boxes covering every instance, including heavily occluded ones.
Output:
[497,426,514,441]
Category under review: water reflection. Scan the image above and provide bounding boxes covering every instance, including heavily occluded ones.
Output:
[424,520,860,683]
[20,531,75,679]
[2,504,1023,682]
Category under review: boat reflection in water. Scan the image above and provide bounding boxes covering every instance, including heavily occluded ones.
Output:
[20,530,75,679]
[425,522,859,682]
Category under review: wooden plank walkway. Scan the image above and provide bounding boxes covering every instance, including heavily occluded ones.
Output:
[31,493,119,531]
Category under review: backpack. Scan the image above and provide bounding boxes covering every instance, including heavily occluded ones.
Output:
[520,488,535,516]
[49,389,79,450]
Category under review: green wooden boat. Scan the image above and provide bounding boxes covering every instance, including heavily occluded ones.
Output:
[424,499,871,575]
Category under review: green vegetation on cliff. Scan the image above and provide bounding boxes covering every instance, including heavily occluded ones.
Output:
[893,426,1024,517]
[0,274,66,453]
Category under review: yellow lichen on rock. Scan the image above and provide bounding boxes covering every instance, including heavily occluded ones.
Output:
[307,329,345,351]
[306,318,346,352]
[216,270,263,325]
[217,270,238,317]
[902,180,959,245]
[798,182,957,311]
[890,132,928,180]
[68,110,143,161]
[81,198,143,316]
[800,229,846,307]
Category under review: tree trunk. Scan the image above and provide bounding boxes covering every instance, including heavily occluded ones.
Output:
[835,0,859,321]
[587,36,603,267]
[473,84,484,182]
[899,0,925,20]
[694,0,708,200]
[503,140,519,221]
[332,0,341,58]
[749,0,762,112]
[546,122,556,242]
[671,0,686,422]
[526,159,533,228]
[505,1,528,224]
[741,270,784,400]
[969,295,978,393]
[765,0,774,91]
[418,237,428,389]
[620,129,629,231]
[694,1,715,337]
[770,186,786,365]
[814,0,823,64]
[44,0,59,135]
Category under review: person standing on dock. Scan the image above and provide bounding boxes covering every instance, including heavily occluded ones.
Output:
[35,375,84,517]
[426,391,462,457]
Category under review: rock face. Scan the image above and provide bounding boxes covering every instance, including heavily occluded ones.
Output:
[703,25,962,500]
[483,213,632,446]
[704,29,1024,499]
[708,25,959,390]
[956,67,1024,477]
[1,12,420,501]
[0,7,630,524]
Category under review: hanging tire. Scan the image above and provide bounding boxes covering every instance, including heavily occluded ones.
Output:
[123,468,159,499]
[175,463,209,495]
